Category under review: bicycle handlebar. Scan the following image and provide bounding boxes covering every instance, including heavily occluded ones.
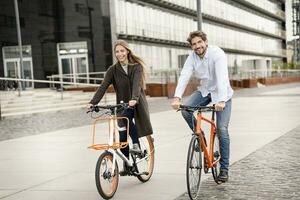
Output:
[87,102,129,114]
[179,105,215,112]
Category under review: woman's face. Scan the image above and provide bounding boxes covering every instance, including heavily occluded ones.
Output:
[115,45,129,64]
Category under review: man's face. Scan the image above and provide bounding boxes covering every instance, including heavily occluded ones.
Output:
[191,36,208,57]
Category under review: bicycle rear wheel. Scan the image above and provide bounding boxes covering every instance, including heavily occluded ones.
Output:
[186,135,202,200]
[136,135,155,182]
[95,151,119,199]
[211,132,221,184]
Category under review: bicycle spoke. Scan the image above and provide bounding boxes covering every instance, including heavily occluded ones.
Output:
[186,136,202,199]
[95,152,119,199]
[136,136,154,182]
[212,133,221,183]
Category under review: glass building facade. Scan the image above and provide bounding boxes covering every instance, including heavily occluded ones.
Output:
[112,0,287,80]
[0,0,112,88]
[0,0,287,88]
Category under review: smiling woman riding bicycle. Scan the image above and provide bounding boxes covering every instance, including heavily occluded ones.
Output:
[87,40,154,176]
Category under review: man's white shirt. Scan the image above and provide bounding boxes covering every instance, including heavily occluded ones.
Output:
[174,45,233,104]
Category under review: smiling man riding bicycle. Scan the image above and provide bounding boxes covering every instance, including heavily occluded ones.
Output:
[171,30,233,182]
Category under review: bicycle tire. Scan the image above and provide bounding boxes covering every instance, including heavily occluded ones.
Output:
[211,132,221,184]
[186,135,202,200]
[95,151,119,199]
[136,135,155,182]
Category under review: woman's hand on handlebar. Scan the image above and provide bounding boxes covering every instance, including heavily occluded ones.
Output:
[86,103,93,112]
[129,100,137,107]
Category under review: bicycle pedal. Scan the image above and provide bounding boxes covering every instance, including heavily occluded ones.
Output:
[204,167,209,174]
[130,150,143,157]
[134,172,149,176]
[151,136,154,143]
[214,151,220,158]
[119,172,128,176]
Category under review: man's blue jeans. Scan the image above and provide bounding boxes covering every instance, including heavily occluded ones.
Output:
[181,91,232,172]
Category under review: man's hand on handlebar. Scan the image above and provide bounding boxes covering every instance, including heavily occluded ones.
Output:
[214,101,225,111]
[171,97,181,110]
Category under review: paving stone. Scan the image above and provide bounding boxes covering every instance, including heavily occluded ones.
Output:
[175,126,300,200]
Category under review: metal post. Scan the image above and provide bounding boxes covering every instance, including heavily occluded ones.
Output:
[0,98,2,120]
[60,75,64,100]
[14,0,24,96]
[298,1,300,67]
[196,0,202,31]
[295,39,297,68]
[86,0,95,73]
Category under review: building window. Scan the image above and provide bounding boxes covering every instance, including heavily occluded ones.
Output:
[0,15,25,28]
[39,0,54,16]
[75,3,88,16]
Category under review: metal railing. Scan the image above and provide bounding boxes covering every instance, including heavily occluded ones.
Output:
[46,72,106,89]
[147,69,180,84]
[1,68,299,119]
[0,77,105,120]
[229,69,300,80]
[146,68,300,83]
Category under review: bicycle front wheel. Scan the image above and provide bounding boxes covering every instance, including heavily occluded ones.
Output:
[95,151,119,199]
[186,135,202,200]
[136,135,155,182]
[211,132,221,184]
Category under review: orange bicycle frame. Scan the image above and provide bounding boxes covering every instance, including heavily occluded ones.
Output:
[195,111,218,168]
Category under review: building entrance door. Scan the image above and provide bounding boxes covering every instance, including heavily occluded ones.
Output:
[57,42,89,84]
[2,46,34,89]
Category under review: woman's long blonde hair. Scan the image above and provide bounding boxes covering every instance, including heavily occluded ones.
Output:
[114,40,147,88]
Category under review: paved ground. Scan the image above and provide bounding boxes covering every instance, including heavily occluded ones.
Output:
[0,97,172,141]
[176,125,300,200]
[1,83,298,141]
[0,82,299,200]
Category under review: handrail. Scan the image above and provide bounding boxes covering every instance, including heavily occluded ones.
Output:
[229,69,300,80]
[0,77,105,120]
[46,76,104,81]
[47,71,106,77]
[0,77,99,86]
[46,71,106,88]
[0,77,100,102]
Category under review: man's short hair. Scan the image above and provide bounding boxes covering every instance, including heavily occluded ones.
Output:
[187,31,207,45]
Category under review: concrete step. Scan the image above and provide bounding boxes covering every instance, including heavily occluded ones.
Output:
[1,100,88,113]
[2,105,86,118]
[2,95,93,107]
[0,89,116,118]
[2,96,115,111]
[0,91,93,101]
[2,94,115,108]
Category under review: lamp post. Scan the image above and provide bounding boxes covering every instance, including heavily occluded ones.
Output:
[292,0,300,68]
[13,0,24,96]
[196,0,202,31]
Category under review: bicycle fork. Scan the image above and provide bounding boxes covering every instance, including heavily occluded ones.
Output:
[109,117,119,174]
[196,112,213,168]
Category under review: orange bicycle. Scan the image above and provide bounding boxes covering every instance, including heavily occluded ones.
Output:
[178,105,221,200]
[87,103,154,199]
